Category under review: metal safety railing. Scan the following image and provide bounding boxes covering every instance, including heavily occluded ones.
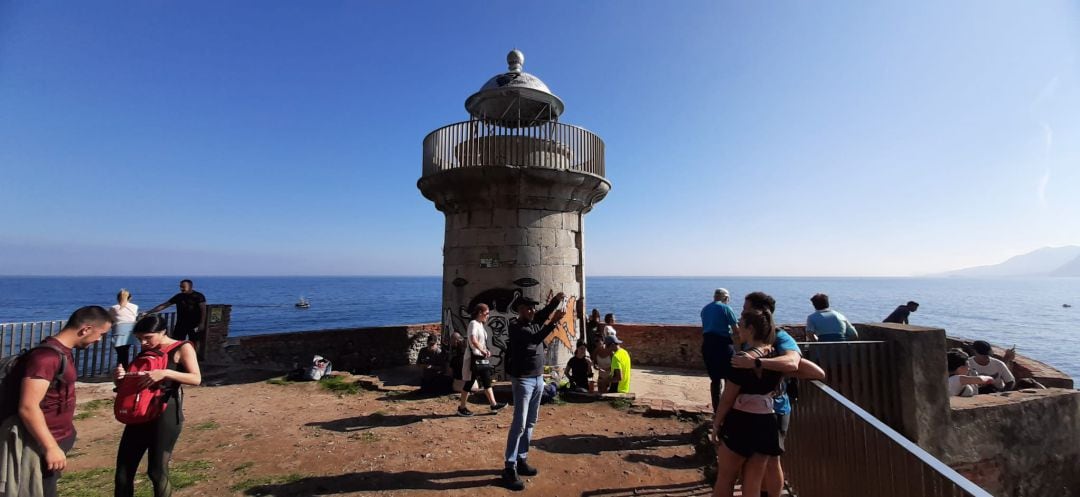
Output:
[800,340,902,431]
[786,380,992,497]
[422,120,605,178]
[1,312,176,378]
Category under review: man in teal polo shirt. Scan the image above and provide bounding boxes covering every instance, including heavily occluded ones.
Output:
[805,293,858,342]
[700,288,738,412]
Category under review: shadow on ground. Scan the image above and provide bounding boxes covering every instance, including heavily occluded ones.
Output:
[581,480,712,497]
[200,364,289,386]
[306,413,456,432]
[243,469,499,496]
[533,433,689,455]
[623,452,702,470]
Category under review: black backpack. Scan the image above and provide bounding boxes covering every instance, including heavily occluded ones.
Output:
[0,342,69,420]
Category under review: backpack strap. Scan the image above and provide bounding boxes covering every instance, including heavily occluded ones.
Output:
[34,341,70,414]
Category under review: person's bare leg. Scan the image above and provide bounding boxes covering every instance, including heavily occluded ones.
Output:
[765,456,784,497]
[713,444,745,497]
[485,387,497,406]
[740,454,769,497]
[458,390,470,409]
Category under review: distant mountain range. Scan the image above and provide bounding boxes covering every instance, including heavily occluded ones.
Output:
[936,246,1080,277]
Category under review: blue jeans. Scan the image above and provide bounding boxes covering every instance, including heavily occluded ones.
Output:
[504,375,544,466]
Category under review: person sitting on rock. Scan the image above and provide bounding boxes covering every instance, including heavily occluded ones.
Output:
[562,342,594,392]
[417,334,451,394]
[966,340,1015,394]
[947,349,993,397]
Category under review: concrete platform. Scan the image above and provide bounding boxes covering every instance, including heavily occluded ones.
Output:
[630,366,712,415]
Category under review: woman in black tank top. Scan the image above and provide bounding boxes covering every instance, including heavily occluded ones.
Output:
[112,314,202,497]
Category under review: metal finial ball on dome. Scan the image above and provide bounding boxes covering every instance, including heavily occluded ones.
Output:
[507,49,524,73]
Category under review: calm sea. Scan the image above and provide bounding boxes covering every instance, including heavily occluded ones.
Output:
[1,276,1077,380]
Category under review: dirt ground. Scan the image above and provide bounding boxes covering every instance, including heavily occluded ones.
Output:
[64,369,715,497]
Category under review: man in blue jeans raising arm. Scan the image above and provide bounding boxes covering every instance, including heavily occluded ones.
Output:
[502,292,566,491]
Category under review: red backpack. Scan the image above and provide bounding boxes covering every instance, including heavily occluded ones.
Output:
[114,341,188,424]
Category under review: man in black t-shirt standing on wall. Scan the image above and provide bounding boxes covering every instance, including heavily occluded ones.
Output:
[146,279,207,352]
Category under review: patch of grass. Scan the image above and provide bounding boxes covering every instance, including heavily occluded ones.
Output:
[229,473,307,492]
[609,397,634,410]
[265,376,293,386]
[58,467,113,497]
[59,460,212,497]
[171,459,214,489]
[348,431,380,443]
[193,420,220,431]
[232,461,255,473]
[318,375,360,395]
[74,398,114,420]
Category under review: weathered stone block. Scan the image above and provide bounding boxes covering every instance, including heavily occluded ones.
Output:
[467,210,493,228]
[563,212,581,231]
[516,246,541,267]
[556,230,577,248]
[526,228,559,247]
[503,228,528,246]
[519,208,561,229]
[541,247,579,265]
[492,208,517,228]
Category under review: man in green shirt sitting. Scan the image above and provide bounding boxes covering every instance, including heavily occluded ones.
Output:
[606,335,631,393]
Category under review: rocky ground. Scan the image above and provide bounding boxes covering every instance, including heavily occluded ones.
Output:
[60,368,716,497]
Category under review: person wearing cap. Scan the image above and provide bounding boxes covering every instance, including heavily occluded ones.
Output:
[805,293,859,342]
[883,301,919,324]
[967,340,1016,393]
[501,292,566,491]
[606,334,631,394]
[701,288,739,412]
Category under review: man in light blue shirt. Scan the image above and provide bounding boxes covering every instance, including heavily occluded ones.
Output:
[805,293,858,342]
[701,288,738,411]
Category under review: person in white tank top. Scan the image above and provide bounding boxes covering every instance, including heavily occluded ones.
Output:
[110,289,139,367]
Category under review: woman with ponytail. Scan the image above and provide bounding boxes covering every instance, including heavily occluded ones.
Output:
[113,314,201,497]
[711,308,784,497]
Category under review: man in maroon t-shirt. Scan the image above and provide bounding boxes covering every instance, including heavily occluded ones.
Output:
[17,306,112,497]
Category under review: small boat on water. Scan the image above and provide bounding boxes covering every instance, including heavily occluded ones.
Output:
[295,297,310,309]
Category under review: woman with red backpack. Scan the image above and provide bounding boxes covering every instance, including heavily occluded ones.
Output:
[112,314,201,497]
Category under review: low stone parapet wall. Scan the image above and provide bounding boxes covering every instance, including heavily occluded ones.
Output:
[226,323,440,373]
[946,388,1080,497]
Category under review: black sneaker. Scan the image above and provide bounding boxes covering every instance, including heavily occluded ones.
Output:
[501,467,525,491]
[516,458,538,477]
[490,402,507,412]
[457,406,474,417]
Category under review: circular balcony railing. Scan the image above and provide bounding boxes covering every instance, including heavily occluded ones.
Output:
[422,120,605,178]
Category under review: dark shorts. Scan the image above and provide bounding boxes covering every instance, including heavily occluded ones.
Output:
[463,362,493,391]
[701,334,735,382]
[720,410,784,458]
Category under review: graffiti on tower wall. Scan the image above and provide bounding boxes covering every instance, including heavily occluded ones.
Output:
[443,284,579,378]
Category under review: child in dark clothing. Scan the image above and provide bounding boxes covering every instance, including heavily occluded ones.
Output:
[563,343,594,392]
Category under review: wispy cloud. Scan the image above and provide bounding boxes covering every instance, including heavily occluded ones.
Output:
[1040,121,1054,155]
[1031,76,1059,109]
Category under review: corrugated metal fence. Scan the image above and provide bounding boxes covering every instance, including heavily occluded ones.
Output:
[800,340,902,431]
[0,313,176,378]
[786,380,991,497]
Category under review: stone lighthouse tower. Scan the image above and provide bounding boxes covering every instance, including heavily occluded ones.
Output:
[418,50,610,375]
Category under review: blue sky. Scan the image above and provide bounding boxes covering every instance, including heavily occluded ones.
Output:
[1,1,1078,276]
